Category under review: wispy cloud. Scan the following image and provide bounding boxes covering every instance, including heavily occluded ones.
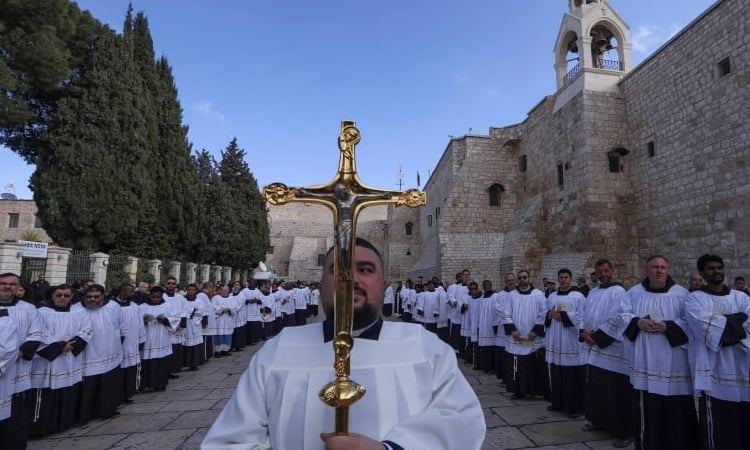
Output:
[193,100,226,122]
[453,72,470,85]
[632,23,682,54]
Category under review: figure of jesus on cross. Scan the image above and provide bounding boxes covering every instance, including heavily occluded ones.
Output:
[262,120,426,434]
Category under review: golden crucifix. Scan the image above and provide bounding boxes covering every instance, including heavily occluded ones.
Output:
[262,120,426,434]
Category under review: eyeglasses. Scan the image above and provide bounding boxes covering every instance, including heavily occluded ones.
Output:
[54,293,72,298]
[166,282,177,286]
[85,295,102,299]
[518,276,529,279]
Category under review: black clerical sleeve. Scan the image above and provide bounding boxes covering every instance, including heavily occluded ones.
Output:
[544,314,552,328]
[624,317,641,342]
[201,316,209,327]
[19,340,42,361]
[37,341,66,361]
[720,312,748,346]
[158,316,172,328]
[559,311,575,328]
[592,329,616,349]
[179,317,187,328]
[383,440,405,450]
[503,323,518,335]
[70,336,87,356]
[663,321,689,347]
[532,324,546,337]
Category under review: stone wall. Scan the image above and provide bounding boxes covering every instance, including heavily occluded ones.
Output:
[620,0,749,281]
[0,199,52,243]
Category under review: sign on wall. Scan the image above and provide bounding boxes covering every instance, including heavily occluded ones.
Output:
[19,240,48,259]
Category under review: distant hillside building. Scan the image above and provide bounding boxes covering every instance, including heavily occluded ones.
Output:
[0,198,52,243]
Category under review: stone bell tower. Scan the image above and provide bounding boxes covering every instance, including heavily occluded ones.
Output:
[553,0,633,107]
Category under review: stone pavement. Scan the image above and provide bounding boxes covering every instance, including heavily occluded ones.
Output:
[30,333,632,450]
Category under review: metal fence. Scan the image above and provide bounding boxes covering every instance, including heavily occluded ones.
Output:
[66,250,93,285]
[105,253,132,292]
[20,257,47,286]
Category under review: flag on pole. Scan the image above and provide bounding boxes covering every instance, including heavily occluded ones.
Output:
[416,171,421,188]
[4,181,14,192]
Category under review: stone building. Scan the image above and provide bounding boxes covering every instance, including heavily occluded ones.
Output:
[268,0,748,287]
[0,198,52,243]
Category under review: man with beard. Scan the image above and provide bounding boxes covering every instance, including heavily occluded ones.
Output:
[203,237,485,450]
[163,277,187,379]
[140,286,180,391]
[501,270,548,400]
[73,284,126,424]
[30,284,92,436]
[494,272,516,382]
[0,272,44,450]
[685,254,750,450]
[545,268,586,416]
[621,256,697,450]
[183,284,209,370]
[113,284,145,404]
[580,259,633,448]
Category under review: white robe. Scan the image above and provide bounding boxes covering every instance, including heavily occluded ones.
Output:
[212,294,238,335]
[0,314,19,421]
[72,300,124,377]
[581,284,629,375]
[140,301,180,360]
[436,286,449,328]
[621,282,693,396]
[545,289,586,367]
[383,285,394,305]
[164,292,188,345]
[477,293,498,347]
[118,300,146,368]
[502,288,546,356]
[32,306,93,389]
[415,290,440,324]
[185,296,210,347]
[685,288,750,402]
[246,289,262,322]
[202,322,485,450]
[448,284,468,326]
[0,299,44,394]
[494,289,511,347]
[199,292,217,336]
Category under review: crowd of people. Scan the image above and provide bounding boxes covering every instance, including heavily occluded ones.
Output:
[395,254,750,450]
[0,272,323,450]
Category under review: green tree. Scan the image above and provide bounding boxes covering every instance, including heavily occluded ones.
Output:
[189,149,217,263]
[210,138,270,270]
[0,0,107,162]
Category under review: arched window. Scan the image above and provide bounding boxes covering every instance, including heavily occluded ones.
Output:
[405,222,414,236]
[488,184,505,207]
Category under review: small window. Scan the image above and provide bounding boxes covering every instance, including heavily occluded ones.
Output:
[718,57,731,76]
[317,254,325,266]
[34,216,43,229]
[608,155,622,173]
[267,246,274,254]
[488,184,505,207]
[427,215,433,227]
[435,207,440,218]
[557,163,564,187]
[519,155,527,172]
[8,213,19,229]
[647,141,655,158]
[405,222,414,236]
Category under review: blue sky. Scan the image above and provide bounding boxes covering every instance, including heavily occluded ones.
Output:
[1,0,715,199]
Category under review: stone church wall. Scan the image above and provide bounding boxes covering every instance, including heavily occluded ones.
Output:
[620,0,749,281]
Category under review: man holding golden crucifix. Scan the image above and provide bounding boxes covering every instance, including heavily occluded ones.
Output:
[202,122,485,450]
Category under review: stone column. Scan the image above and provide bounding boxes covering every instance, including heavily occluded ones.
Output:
[198,264,210,284]
[211,265,222,283]
[186,263,197,284]
[223,266,233,283]
[0,242,24,276]
[169,261,181,284]
[126,257,139,283]
[148,260,162,285]
[89,252,109,286]
[45,247,72,285]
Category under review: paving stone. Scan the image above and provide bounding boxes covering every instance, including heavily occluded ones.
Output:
[520,420,611,447]
[473,382,504,394]
[81,412,182,435]
[493,403,570,426]
[585,438,634,450]
[481,393,515,408]
[177,428,210,450]
[202,387,237,400]
[110,429,195,450]
[484,408,507,428]
[161,398,220,412]
[27,434,127,449]
[517,443,592,450]
[482,426,535,449]
[148,387,212,402]
[118,400,171,415]
[164,410,222,430]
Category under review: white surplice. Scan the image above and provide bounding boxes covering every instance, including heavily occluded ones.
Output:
[0,299,44,394]
[31,306,93,389]
[72,300,124,377]
[202,322,485,450]
[140,301,180,360]
[621,281,693,396]
[184,296,210,347]
[502,288,546,356]
[117,300,146,369]
[477,292,499,347]
[0,314,19,421]
[684,287,750,402]
[581,284,629,375]
[545,289,586,367]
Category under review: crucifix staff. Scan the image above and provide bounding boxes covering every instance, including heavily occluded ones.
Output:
[262,120,426,434]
